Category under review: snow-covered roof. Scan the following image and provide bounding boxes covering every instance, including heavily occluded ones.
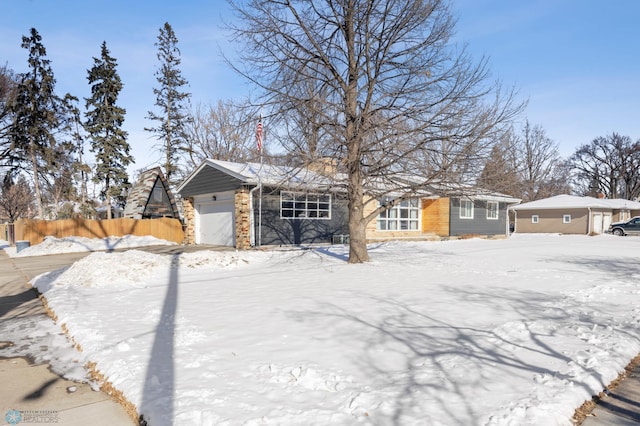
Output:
[510,194,640,210]
[178,158,521,203]
[208,159,337,187]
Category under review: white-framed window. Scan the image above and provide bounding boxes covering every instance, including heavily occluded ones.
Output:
[460,199,474,219]
[486,201,499,220]
[378,198,420,231]
[280,191,331,219]
[532,215,539,224]
[563,214,571,223]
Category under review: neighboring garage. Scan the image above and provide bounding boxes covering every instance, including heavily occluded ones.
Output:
[193,192,235,246]
[510,194,640,235]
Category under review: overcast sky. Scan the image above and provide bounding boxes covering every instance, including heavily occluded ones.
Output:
[2,0,639,174]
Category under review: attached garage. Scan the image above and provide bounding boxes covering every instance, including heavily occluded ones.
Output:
[194,192,235,246]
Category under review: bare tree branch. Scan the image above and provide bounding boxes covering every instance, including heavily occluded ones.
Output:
[228,0,524,262]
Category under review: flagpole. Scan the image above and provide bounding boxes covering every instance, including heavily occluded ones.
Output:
[257,115,263,247]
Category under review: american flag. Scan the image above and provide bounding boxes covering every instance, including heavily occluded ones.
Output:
[256,120,263,151]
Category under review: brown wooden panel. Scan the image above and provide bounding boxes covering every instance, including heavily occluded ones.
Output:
[422,198,449,236]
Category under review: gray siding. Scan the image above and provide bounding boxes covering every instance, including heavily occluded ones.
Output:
[449,197,508,236]
[179,165,243,196]
[256,188,349,245]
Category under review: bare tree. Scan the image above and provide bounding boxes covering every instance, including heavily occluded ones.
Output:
[479,122,570,201]
[517,121,570,201]
[183,99,260,169]
[569,133,640,199]
[229,0,522,263]
[0,174,34,221]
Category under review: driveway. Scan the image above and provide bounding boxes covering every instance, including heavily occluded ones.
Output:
[0,250,134,425]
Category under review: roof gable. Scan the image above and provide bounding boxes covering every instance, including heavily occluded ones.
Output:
[177,159,338,196]
[124,167,180,219]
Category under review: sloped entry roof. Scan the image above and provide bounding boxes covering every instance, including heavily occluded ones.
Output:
[124,167,180,219]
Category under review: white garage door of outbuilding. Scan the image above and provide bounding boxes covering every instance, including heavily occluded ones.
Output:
[195,193,235,246]
[591,212,612,235]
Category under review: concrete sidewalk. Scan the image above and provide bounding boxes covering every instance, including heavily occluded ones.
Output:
[580,362,640,425]
[0,250,135,426]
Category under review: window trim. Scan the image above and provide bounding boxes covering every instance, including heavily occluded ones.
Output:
[531,215,539,224]
[563,214,571,224]
[460,199,474,219]
[280,191,332,220]
[377,198,421,231]
[486,201,499,220]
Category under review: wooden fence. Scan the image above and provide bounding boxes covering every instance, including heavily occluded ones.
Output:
[11,217,185,246]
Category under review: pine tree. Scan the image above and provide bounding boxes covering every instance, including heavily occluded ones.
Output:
[0,65,19,163]
[85,41,132,219]
[146,22,191,185]
[62,94,90,207]
[478,134,520,197]
[9,28,66,218]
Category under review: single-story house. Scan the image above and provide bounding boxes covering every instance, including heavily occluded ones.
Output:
[177,159,521,248]
[124,167,180,219]
[365,192,520,241]
[510,194,640,235]
[177,159,347,247]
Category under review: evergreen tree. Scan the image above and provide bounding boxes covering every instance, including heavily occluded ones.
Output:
[62,94,90,207]
[146,22,191,185]
[85,41,132,219]
[0,64,18,164]
[9,28,66,218]
[478,131,520,197]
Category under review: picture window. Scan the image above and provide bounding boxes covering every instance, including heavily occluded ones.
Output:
[280,191,331,220]
[378,198,420,231]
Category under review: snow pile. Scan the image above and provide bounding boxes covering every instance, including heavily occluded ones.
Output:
[28,234,640,425]
[3,234,176,257]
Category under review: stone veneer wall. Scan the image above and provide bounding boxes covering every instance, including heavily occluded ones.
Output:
[235,188,251,249]
[182,197,195,244]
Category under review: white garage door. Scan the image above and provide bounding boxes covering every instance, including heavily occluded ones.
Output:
[603,213,612,233]
[592,213,603,234]
[196,200,235,246]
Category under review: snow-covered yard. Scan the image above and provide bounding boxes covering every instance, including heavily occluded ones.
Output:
[10,234,640,425]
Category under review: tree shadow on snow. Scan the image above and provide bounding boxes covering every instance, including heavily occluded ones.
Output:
[285,286,617,424]
[557,255,640,281]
